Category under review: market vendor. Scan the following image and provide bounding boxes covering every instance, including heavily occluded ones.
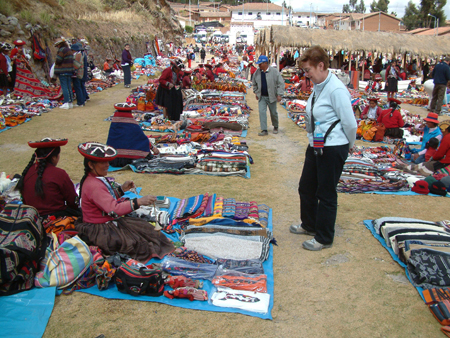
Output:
[204,64,215,82]
[106,103,160,168]
[214,63,227,76]
[377,98,405,138]
[396,124,450,176]
[411,112,443,162]
[182,68,192,89]
[103,58,113,75]
[289,71,300,84]
[76,142,174,261]
[9,39,26,90]
[16,138,80,218]
[360,97,382,120]
[155,58,184,121]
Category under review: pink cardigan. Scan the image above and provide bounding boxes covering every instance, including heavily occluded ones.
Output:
[81,173,133,223]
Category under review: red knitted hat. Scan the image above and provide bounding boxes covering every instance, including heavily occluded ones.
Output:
[411,180,429,195]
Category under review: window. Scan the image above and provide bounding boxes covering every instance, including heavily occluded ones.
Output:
[249,12,252,15]
[238,12,242,15]
[298,16,301,18]
[276,12,281,15]
[307,16,309,18]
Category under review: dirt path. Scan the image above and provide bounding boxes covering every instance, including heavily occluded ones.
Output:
[0,79,446,337]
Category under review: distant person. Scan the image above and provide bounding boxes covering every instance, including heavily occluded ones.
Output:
[121,43,132,88]
[252,55,284,136]
[377,98,405,138]
[54,37,74,109]
[200,47,206,64]
[430,57,450,116]
[385,60,400,100]
[155,59,184,121]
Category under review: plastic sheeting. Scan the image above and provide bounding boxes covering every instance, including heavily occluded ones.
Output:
[0,286,56,338]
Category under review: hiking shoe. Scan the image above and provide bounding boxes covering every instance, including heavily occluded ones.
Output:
[302,238,332,251]
[69,102,73,109]
[289,224,316,236]
[273,127,278,134]
[59,103,70,109]
[258,130,268,136]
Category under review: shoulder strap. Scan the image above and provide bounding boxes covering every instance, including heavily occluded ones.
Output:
[324,120,341,142]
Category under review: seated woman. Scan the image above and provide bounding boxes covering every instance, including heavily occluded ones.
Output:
[75,142,174,261]
[411,112,442,163]
[103,58,113,75]
[396,125,450,176]
[16,138,80,218]
[106,103,159,168]
[360,97,382,120]
[377,98,405,138]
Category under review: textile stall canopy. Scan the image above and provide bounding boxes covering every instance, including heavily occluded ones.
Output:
[255,25,450,58]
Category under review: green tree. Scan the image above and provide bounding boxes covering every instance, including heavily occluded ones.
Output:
[419,0,447,28]
[370,0,389,12]
[402,1,419,30]
[185,25,193,33]
[342,0,366,13]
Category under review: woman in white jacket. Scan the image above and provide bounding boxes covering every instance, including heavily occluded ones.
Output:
[289,46,357,251]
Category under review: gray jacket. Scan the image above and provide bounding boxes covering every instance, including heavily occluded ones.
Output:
[252,66,284,103]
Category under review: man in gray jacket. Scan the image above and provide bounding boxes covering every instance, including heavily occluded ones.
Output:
[252,55,284,136]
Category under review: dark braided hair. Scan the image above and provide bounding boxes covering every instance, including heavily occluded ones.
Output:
[16,147,61,198]
[78,158,91,207]
[16,153,36,193]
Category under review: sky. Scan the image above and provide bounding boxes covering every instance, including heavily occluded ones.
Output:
[270,0,450,19]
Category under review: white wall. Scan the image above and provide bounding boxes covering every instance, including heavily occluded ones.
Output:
[231,9,287,28]
[229,25,254,45]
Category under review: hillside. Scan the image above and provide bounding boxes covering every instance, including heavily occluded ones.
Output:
[0,0,183,78]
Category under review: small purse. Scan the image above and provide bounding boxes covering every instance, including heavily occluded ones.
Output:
[115,263,164,296]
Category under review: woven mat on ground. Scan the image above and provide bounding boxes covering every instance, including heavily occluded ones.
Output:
[364,219,425,301]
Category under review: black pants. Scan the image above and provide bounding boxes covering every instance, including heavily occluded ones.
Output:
[298,144,348,245]
[122,65,131,85]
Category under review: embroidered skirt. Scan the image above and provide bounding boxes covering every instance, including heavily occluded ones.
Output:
[75,216,174,262]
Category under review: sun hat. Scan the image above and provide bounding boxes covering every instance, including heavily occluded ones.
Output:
[28,137,68,149]
[78,142,117,162]
[411,180,429,195]
[13,39,26,46]
[429,181,447,196]
[54,37,67,46]
[256,55,269,64]
[424,112,440,124]
[438,120,450,132]
[388,98,402,105]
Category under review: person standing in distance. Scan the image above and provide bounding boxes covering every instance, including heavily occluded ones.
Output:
[252,55,284,136]
[289,46,357,251]
[430,57,450,116]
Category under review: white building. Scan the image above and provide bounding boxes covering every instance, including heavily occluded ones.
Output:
[229,3,291,29]
[292,11,317,27]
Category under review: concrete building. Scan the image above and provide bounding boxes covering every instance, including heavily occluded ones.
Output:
[292,11,317,27]
[229,3,289,29]
[328,12,401,32]
[199,11,231,24]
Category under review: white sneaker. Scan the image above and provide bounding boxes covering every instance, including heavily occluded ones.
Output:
[59,103,70,109]
[69,102,73,109]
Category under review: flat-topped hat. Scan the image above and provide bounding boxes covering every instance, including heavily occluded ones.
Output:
[13,39,26,46]
[28,137,68,148]
[170,58,184,69]
[114,102,136,112]
[367,96,379,102]
[78,142,117,162]
[374,74,382,80]
[388,98,402,105]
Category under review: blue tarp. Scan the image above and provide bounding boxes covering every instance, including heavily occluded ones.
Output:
[0,286,56,338]
[363,220,424,301]
[78,196,274,319]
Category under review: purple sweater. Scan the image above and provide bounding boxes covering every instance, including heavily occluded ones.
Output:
[121,49,132,66]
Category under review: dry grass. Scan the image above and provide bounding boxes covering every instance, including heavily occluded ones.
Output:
[77,10,145,23]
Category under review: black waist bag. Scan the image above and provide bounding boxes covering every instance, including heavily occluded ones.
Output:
[115,264,164,296]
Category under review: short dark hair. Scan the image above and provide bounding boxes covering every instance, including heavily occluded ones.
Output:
[299,46,329,70]
[427,137,439,149]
